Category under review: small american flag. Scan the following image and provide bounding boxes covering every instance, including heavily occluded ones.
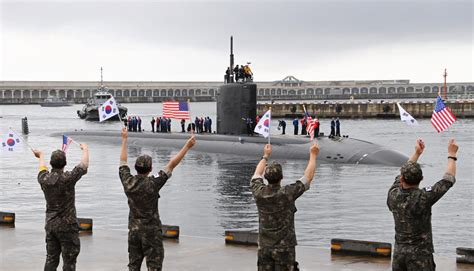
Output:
[431,96,456,133]
[163,101,190,120]
[62,135,73,152]
[305,112,317,141]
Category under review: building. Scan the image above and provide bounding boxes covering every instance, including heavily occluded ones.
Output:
[0,76,472,103]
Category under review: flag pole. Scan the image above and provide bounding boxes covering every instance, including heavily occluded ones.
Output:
[117,108,124,127]
[114,96,125,127]
[412,126,420,140]
[268,106,271,145]
[11,128,34,151]
[71,139,81,147]
[187,99,194,134]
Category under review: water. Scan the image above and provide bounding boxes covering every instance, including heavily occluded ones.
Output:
[0,102,472,257]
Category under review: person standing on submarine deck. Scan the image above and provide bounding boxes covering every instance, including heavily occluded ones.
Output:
[292,118,299,135]
[330,118,336,138]
[251,143,319,270]
[335,117,341,137]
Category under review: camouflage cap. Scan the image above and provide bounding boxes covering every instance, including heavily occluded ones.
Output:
[264,161,283,183]
[50,150,67,169]
[135,154,152,169]
[400,161,423,184]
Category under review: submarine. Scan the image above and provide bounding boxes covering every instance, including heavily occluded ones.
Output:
[59,130,408,166]
[57,36,408,167]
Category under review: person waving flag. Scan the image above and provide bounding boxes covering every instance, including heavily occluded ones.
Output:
[254,109,271,139]
[431,96,456,133]
[99,96,120,122]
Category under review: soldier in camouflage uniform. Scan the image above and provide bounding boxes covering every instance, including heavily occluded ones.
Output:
[119,127,196,271]
[33,144,89,271]
[251,143,319,271]
[387,138,458,271]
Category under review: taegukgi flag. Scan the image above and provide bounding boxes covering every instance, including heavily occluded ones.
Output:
[99,96,119,122]
[397,103,418,126]
[254,109,271,138]
[2,129,22,152]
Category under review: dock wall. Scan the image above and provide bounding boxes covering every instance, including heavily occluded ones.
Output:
[0,96,215,105]
[257,100,474,118]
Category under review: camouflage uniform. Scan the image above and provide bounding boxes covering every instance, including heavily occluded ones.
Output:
[119,158,171,271]
[38,162,88,271]
[250,164,309,271]
[387,161,456,271]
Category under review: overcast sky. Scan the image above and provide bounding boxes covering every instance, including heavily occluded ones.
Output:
[0,0,472,82]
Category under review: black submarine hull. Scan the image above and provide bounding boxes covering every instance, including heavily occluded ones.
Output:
[57,131,408,166]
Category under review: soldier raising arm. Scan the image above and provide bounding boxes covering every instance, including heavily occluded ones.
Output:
[251,143,319,271]
[120,127,195,174]
[119,127,196,271]
[387,139,458,271]
[32,143,89,271]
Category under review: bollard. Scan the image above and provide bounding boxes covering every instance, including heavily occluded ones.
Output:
[22,117,29,134]
[77,218,93,232]
[330,238,392,257]
[162,225,179,239]
[0,211,15,225]
[456,247,474,264]
[224,230,258,246]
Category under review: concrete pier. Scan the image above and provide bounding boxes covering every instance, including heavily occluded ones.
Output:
[0,225,471,270]
[258,100,474,118]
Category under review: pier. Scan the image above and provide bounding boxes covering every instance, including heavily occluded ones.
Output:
[257,100,474,118]
[0,225,471,270]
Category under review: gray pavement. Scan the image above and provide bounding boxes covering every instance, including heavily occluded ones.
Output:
[0,225,471,270]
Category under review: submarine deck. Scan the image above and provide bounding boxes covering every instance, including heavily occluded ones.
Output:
[56,130,409,166]
[1,225,470,270]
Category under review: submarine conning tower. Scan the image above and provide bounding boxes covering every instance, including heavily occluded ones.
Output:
[217,36,257,135]
[217,83,257,135]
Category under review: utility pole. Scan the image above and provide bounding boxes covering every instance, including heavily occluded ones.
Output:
[443,68,447,100]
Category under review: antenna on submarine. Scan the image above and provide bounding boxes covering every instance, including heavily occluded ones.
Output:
[230,36,234,83]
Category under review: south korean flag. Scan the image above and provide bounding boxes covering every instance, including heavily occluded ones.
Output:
[2,130,22,152]
[254,109,271,138]
[99,96,119,122]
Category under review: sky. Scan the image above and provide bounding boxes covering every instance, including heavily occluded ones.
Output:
[0,0,472,83]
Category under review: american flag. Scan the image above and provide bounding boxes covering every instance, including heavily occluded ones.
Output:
[304,112,317,140]
[431,96,456,133]
[61,135,73,152]
[163,101,190,120]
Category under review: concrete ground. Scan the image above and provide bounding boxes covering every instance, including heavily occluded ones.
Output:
[0,225,471,270]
